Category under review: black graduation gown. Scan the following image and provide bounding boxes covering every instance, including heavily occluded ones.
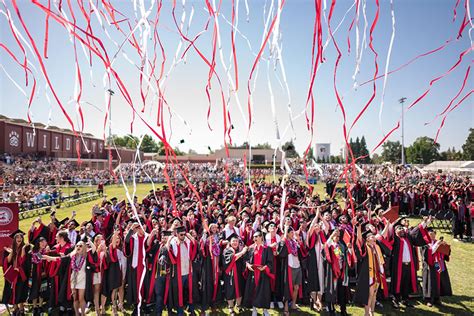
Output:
[85,251,100,303]
[306,232,324,293]
[242,245,274,309]
[101,246,122,297]
[200,235,222,308]
[57,248,74,309]
[421,245,452,301]
[389,224,428,296]
[167,239,198,309]
[353,242,388,306]
[221,247,245,300]
[322,241,352,305]
[46,243,72,309]
[28,251,49,301]
[277,240,301,301]
[124,231,146,305]
[1,249,30,305]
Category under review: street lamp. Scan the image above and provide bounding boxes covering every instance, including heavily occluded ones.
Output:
[399,97,407,165]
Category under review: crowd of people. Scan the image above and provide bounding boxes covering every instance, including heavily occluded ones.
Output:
[1,157,112,210]
[2,166,471,316]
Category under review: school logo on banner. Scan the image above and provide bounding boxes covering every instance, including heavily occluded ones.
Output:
[0,203,19,255]
[9,131,20,147]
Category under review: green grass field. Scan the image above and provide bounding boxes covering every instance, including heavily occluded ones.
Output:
[1,183,473,315]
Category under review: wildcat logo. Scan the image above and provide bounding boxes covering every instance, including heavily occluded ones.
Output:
[0,207,13,225]
[9,131,19,147]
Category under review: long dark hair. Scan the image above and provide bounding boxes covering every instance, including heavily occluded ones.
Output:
[11,234,25,261]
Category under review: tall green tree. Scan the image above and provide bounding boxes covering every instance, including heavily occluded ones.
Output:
[406,137,440,164]
[381,140,402,163]
[359,136,371,163]
[140,135,159,153]
[462,128,474,160]
[282,140,299,158]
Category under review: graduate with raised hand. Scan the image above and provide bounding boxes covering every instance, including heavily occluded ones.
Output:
[1,230,30,316]
[278,224,304,315]
[388,215,431,309]
[167,225,198,316]
[421,228,452,307]
[242,230,274,316]
[323,228,353,316]
[221,233,248,316]
[353,223,387,316]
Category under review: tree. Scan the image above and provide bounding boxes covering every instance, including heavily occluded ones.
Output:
[306,147,315,161]
[440,147,463,161]
[140,135,159,153]
[381,140,402,164]
[359,136,371,163]
[371,153,383,164]
[462,128,474,160]
[406,137,440,164]
[282,140,299,158]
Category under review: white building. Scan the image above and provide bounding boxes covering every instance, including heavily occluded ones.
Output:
[315,143,331,161]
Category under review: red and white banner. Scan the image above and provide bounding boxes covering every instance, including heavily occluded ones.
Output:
[0,203,19,255]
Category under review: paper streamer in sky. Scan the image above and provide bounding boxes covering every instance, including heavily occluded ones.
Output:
[378,0,396,132]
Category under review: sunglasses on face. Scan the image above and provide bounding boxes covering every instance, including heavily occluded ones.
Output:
[179,233,186,237]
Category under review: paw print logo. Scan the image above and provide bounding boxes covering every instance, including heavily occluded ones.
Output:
[9,131,20,147]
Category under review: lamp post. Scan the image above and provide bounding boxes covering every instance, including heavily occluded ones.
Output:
[399,97,407,165]
[107,89,114,170]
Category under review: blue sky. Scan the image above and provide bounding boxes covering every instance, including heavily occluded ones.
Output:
[0,0,472,155]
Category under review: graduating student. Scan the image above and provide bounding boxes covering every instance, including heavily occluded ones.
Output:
[102,230,123,315]
[85,235,103,316]
[148,230,172,316]
[221,233,248,315]
[353,226,387,316]
[46,230,72,313]
[28,217,50,245]
[67,218,80,246]
[421,228,452,307]
[1,230,30,316]
[277,226,303,315]
[124,221,147,315]
[200,220,222,314]
[242,230,274,316]
[323,229,353,316]
[167,226,198,316]
[264,221,283,309]
[28,236,50,316]
[306,211,326,311]
[389,216,431,308]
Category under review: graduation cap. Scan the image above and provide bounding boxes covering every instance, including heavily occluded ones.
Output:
[9,229,25,239]
[176,226,186,234]
[111,197,118,202]
[426,227,435,233]
[171,217,182,224]
[208,146,212,151]
[337,214,348,223]
[253,230,263,237]
[180,139,185,144]
[226,233,240,241]
[240,210,249,218]
[68,219,80,227]
[162,230,172,237]
[32,236,47,245]
[362,230,375,239]
[58,217,70,227]
[267,221,277,228]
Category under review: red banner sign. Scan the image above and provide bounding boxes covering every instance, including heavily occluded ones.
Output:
[0,203,19,255]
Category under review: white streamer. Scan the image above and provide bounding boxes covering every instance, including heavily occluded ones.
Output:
[378,0,396,132]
